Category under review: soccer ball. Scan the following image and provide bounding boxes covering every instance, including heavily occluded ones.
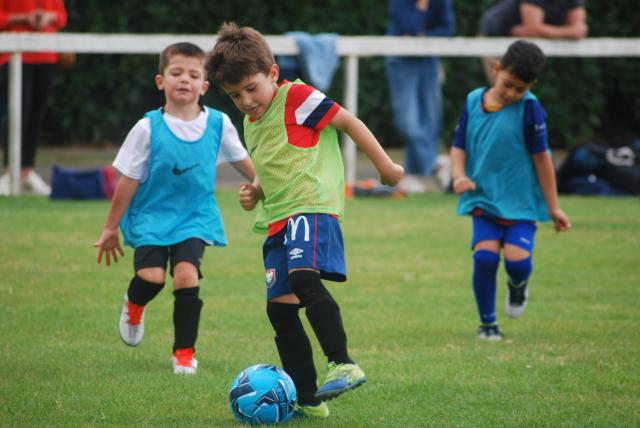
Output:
[229,364,297,424]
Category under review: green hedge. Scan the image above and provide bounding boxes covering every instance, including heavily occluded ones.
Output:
[44,0,639,148]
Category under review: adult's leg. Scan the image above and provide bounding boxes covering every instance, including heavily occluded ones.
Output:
[21,64,56,168]
[416,57,443,176]
[0,66,6,167]
[385,57,425,175]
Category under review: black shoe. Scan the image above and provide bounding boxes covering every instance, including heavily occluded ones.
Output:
[477,324,503,341]
[506,280,528,319]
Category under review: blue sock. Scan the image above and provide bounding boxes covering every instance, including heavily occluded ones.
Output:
[505,257,532,287]
[472,250,500,325]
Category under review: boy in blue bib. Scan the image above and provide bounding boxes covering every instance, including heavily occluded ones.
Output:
[94,42,255,373]
[451,40,571,340]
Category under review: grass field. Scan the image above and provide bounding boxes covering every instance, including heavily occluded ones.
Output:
[1,192,639,427]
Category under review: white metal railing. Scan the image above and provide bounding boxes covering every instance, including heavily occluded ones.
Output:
[2,33,640,195]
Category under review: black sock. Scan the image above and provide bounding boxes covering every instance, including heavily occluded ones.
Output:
[267,301,319,406]
[290,270,353,365]
[173,287,202,352]
[127,275,164,306]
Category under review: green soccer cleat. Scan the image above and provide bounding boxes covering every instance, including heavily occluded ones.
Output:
[314,362,367,401]
[294,402,330,418]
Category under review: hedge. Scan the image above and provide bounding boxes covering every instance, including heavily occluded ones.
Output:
[40,0,639,148]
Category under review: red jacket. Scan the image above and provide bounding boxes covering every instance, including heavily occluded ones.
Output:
[1,0,68,65]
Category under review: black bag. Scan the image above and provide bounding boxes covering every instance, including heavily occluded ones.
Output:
[557,141,640,195]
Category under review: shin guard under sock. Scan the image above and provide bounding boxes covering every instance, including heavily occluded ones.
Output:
[267,301,319,405]
[505,257,532,287]
[173,287,202,352]
[127,275,164,306]
[290,270,353,365]
[472,250,500,324]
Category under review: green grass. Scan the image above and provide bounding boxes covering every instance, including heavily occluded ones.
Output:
[1,193,639,427]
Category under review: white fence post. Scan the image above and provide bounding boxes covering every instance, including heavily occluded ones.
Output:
[8,52,22,196]
[342,55,358,189]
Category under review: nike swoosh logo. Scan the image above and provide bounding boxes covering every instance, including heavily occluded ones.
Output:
[172,163,200,175]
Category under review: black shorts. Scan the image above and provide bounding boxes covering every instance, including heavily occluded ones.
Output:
[133,238,206,279]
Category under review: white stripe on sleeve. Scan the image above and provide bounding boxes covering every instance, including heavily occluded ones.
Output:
[294,90,325,126]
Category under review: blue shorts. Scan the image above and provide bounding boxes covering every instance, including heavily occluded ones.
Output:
[263,213,347,300]
[471,215,537,253]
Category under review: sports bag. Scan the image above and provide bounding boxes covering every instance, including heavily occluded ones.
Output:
[50,165,117,200]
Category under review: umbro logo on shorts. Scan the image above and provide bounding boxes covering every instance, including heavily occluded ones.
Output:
[289,248,304,260]
[172,163,200,175]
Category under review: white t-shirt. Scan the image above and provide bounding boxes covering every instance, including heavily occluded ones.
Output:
[113,109,247,182]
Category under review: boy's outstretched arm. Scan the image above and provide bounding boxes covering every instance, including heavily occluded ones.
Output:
[93,176,139,266]
[230,156,256,182]
[450,147,476,195]
[330,107,404,186]
[532,151,571,232]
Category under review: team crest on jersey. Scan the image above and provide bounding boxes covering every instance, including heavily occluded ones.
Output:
[266,268,276,288]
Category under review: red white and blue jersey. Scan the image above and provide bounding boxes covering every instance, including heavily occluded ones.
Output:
[266,81,341,237]
[282,80,341,148]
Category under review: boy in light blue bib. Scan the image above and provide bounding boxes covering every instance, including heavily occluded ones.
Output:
[451,40,571,340]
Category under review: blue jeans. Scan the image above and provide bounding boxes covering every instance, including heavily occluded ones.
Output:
[385,56,442,176]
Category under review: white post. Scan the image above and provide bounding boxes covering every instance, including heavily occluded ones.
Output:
[8,52,22,196]
[342,55,358,188]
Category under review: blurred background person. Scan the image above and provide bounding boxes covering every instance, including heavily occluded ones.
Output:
[0,0,68,195]
[385,0,455,194]
[478,0,588,83]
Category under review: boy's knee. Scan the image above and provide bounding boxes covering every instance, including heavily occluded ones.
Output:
[504,257,532,283]
[473,250,500,272]
[289,270,333,308]
[173,262,199,289]
[266,301,300,333]
[136,267,165,284]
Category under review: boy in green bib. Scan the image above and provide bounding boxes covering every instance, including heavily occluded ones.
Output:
[207,23,403,418]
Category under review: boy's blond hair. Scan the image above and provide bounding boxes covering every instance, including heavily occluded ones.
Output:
[206,22,275,85]
[158,42,206,76]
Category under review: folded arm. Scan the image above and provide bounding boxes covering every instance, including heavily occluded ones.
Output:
[512,4,588,39]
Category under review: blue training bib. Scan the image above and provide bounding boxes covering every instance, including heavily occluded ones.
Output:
[121,107,227,247]
[457,88,549,221]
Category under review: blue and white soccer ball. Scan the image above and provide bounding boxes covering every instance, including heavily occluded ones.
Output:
[229,364,297,425]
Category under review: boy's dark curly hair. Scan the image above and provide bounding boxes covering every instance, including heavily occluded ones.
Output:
[206,22,275,85]
[501,40,546,83]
